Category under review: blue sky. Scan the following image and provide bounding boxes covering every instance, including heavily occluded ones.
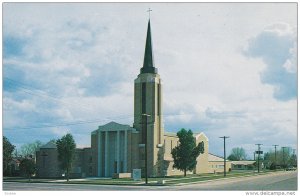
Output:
[3,3,297,157]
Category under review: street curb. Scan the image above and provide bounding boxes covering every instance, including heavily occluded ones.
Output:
[172,171,288,186]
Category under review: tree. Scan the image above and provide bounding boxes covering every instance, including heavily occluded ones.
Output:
[3,136,15,176]
[56,133,76,182]
[289,153,297,167]
[171,129,204,177]
[227,147,247,161]
[19,158,36,182]
[263,147,294,169]
[20,140,43,158]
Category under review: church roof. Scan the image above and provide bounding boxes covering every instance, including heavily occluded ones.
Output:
[194,132,209,142]
[140,19,157,74]
[231,161,256,165]
[92,121,137,133]
[39,141,57,149]
[208,153,231,162]
[164,131,209,142]
[164,132,177,137]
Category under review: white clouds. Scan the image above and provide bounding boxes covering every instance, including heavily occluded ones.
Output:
[245,22,297,101]
[3,97,35,111]
[3,3,297,156]
[283,42,297,73]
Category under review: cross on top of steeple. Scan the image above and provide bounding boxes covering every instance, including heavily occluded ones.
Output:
[147,8,152,19]
[140,19,157,74]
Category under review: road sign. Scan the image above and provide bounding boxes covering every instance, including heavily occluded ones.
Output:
[256,151,263,154]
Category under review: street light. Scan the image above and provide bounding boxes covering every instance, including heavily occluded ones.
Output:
[142,113,150,184]
[219,136,229,177]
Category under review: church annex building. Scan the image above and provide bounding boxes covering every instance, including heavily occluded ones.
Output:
[36,19,230,178]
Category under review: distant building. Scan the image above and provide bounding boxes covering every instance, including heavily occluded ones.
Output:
[7,157,22,176]
[231,161,256,170]
[208,153,232,173]
[36,141,92,178]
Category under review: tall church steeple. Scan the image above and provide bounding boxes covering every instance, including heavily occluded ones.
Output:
[140,20,157,74]
[134,18,164,177]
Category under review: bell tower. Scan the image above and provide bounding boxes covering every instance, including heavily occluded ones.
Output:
[133,19,164,177]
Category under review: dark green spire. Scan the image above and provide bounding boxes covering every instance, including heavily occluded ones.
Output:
[140,20,157,74]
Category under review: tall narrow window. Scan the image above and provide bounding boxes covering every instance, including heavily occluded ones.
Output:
[142,83,146,114]
[157,83,160,115]
[142,83,146,143]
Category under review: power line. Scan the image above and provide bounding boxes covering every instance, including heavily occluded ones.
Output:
[4,79,97,112]
[3,112,190,131]
[4,77,199,122]
[3,115,133,130]
[4,77,62,100]
[4,77,139,117]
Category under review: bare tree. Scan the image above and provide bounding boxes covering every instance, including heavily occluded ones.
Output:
[228,147,247,161]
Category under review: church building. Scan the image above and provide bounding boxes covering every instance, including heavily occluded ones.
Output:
[90,19,210,177]
[36,19,215,179]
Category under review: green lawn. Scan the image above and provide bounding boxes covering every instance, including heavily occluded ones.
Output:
[3,170,280,186]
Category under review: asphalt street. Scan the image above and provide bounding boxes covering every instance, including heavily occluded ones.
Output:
[172,171,297,191]
[3,171,297,191]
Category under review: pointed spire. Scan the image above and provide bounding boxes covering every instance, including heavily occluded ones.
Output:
[140,19,157,74]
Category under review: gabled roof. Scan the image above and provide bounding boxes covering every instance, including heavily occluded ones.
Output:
[194,132,209,142]
[208,153,231,162]
[92,121,136,134]
[164,131,208,142]
[164,132,177,137]
[39,141,57,149]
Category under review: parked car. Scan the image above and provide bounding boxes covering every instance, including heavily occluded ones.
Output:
[286,167,296,171]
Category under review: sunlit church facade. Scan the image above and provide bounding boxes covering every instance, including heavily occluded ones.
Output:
[36,20,218,178]
[90,20,209,177]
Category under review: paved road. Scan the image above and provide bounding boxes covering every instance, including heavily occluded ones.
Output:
[171,171,297,191]
[3,171,297,191]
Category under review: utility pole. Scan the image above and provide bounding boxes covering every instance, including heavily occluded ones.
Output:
[219,136,229,177]
[142,114,150,184]
[282,147,288,170]
[255,144,262,173]
[273,145,278,170]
